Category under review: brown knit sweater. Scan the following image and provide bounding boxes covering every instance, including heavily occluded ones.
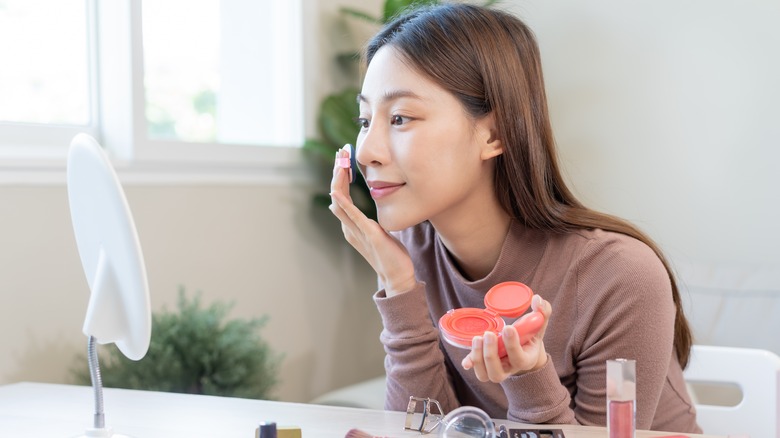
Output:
[373,220,701,433]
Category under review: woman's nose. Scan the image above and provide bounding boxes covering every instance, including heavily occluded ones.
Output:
[355,126,389,168]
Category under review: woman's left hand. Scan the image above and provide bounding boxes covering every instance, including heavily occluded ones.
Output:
[461,295,552,382]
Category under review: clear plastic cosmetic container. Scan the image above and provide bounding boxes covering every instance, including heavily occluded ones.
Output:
[607,358,636,438]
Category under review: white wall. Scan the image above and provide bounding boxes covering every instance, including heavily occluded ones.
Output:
[508,0,780,267]
[1,0,778,404]
[511,0,780,354]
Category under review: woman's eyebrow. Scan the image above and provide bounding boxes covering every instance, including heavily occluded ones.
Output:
[357,89,423,105]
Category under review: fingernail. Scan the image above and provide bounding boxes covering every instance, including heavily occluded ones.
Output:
[532,295,544,311]
[483,332,494,345]
[472,336,482,350]
[503,326,514,339]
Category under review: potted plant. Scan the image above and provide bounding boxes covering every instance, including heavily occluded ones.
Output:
[71,288,281,400]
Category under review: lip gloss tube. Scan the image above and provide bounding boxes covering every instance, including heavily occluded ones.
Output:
[607,358,636,438]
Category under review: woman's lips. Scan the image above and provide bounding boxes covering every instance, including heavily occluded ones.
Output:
[368,181,404,200]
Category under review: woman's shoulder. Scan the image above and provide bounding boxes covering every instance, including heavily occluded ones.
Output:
[573,228,662,267]
[566,227,672,298]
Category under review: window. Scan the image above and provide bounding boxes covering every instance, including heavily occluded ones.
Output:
[0,0,98,155]
[0,0,304,178]
[142,0,303,148]
[0,1,91,126]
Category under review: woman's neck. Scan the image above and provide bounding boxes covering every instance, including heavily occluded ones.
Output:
[431,201,511,282]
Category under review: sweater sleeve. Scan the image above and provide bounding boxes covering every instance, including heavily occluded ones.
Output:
[373,282,461,413]
[500,236,675,427]
[500,356,575,423]
[568,237,676,428]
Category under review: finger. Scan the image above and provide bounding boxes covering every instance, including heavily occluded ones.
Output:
[329,192,366,254]
[331,190,372,232]
[328,191,357,230]
[330,149,353,200]
[482,331,507,382]
[329,191,388,267]
[531,295,551,317]
[469,336,489,382]
[530,295,552,336]
[501,325,523,358]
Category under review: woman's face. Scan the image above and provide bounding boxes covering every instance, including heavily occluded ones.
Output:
[356,45,498,231]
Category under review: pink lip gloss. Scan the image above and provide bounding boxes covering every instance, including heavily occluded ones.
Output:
[607,358,636,438]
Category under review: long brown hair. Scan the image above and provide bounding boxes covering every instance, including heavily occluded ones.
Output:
[365,4,693,367]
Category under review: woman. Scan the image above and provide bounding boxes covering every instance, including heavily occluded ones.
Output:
[329,3,700,433]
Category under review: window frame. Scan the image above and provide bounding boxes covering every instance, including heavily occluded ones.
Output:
[0,0,309,185]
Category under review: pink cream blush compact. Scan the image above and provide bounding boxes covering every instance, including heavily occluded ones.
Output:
[438,281,545,357]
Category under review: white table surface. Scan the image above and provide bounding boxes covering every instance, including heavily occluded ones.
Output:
[0,382,722,438]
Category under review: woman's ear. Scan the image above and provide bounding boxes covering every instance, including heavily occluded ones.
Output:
[477,113,503,160]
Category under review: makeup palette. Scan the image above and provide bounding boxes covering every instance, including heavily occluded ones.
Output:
[438,281,544,357]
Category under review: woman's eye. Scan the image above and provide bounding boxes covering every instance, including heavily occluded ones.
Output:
[390,115,409,126]
[355,117,370,129]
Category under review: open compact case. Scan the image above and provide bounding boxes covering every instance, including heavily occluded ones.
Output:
[438,281,544,357]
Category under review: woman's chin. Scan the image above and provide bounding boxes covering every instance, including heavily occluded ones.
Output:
[376,209,421,232]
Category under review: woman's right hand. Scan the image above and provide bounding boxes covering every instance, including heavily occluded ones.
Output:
[461,295,552,383]
[329,148,417,297]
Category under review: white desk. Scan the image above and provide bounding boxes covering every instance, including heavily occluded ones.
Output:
[0,382,722,438]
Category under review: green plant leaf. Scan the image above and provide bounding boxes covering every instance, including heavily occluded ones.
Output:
[308,84,377,221]
[336,51,362,71]
[383,0,439,23]
[303,138,339,177]
[319,87,361,149]
[303,138,338,159]
[339,7,381,24]
[312,193,332,210]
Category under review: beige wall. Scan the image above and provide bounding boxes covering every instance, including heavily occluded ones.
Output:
[0,182,386,402]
